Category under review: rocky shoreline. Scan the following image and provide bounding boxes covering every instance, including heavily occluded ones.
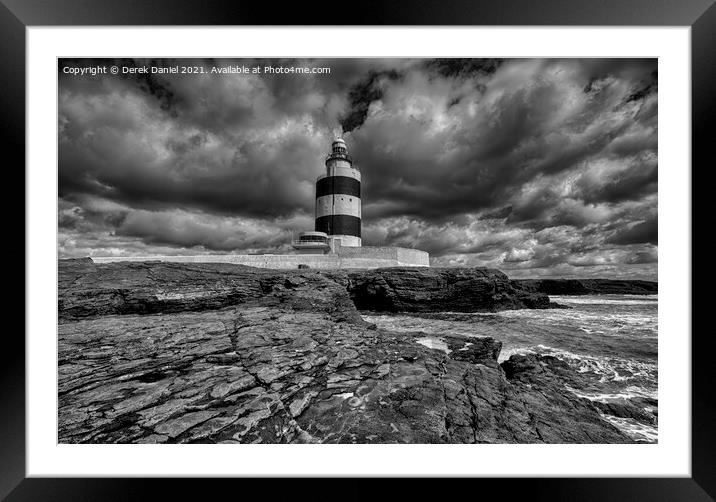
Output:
[513,278,657,295]
[59,258,553,320]
[58,259,639,444]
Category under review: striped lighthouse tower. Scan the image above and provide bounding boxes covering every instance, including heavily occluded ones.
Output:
[314,138,362,247]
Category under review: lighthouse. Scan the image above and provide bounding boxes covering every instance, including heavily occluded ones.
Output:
[96,135,430,267]
[314,138,362,247]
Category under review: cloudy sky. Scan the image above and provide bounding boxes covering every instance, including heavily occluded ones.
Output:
[58,58,657,279]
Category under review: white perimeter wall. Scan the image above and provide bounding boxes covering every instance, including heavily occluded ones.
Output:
[90,246,430,269]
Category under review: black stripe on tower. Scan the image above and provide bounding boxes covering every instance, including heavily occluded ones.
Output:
[315,215,361,238]
[316,176,361,198]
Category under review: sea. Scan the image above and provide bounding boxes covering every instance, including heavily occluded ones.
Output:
[363,294,658,443]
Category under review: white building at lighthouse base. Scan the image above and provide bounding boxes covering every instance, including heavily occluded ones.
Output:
[91,242,430,269]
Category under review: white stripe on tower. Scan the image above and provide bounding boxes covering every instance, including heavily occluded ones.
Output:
[316,195,361,218]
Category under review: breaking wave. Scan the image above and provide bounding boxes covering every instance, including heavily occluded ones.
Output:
[600,415,658,443]
[527,345,656,389]
[363,294,658,443]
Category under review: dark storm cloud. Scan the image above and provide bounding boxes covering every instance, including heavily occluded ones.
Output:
[625,248,658,264]
[577,158,657,205]
[339,69,402,133]
[58,128,318,218]
[606,216,658,245]
[480,206,513,220]
[347,59,657,226]
[626,70,658,103]
[115,210,289,252]
[425,58,503,79]
[58,57,657,279]
[58,196,129,231]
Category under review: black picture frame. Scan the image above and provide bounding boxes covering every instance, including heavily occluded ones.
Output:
[3,0,712,499]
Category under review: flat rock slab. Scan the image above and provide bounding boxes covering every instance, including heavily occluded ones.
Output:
[58,305,631,444]
[57,259,629,444]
